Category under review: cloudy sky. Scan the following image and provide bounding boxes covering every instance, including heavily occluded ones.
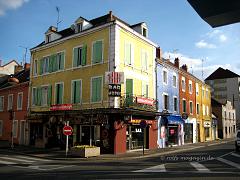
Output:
[0,0,240,80]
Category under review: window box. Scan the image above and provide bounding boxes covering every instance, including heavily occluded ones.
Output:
[71,145,100,158]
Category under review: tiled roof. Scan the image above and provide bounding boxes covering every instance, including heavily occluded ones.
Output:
[205,67,240,80]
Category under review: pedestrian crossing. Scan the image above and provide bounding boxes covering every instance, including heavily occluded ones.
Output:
[133,152,240,173]
[0,155,51,166]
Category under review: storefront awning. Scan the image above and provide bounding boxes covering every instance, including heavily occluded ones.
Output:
[167,115,184,125]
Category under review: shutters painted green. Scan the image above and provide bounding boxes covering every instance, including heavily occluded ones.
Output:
[33,88,37,106]
[60,52,64,70]
[126,79,133,106]
[72,80,81,104]
[81,45,87,66]
[73,48,78,67]
[93,41,102,64]
[53,55,57,72]
[39,59,44,75]
[37,87,42,106]
[91,77,102,102]
[49,55,54,73]
[48,85,52,105]
[56,83,63,104]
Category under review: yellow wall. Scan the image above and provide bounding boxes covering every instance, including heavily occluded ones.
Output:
[30,27,110,112]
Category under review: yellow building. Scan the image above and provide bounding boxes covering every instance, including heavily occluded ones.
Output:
[195,80,212,142]
[29,12,159,154]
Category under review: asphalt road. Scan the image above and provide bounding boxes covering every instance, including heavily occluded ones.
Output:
[0,141,239,180]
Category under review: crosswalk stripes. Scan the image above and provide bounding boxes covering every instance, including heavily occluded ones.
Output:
[190,162,210,172]
[231,152,240,158]
[133,164,166,172]
[217,157,240,170]
[0,155,52,165]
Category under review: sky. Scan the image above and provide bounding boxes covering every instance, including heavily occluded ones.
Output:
[0,0,240,80]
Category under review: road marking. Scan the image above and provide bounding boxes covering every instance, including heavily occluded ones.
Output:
[217,157,240,170]
[1,156,34,163]
[0,159,17,165]
[133,164,166,172]
[15,155,51,162]
[190,162,210,172]
[231,153,240,158]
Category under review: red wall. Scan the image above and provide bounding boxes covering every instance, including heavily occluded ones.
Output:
[114,120,126,154]
[148,121,158,149]
[0,82,29,144]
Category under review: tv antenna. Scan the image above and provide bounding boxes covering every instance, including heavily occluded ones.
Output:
[19,46,28,65]
[56,6,62,29]
[201,59,204,81]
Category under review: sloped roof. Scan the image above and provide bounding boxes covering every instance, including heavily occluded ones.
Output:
[205,67,240,80]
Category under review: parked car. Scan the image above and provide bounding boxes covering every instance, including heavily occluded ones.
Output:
[236,130,240,151]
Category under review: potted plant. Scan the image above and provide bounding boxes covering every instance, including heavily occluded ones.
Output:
[71,145,100,158]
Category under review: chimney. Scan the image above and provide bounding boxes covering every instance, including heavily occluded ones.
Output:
[156,47,162,59]
[174,58,179,68]
[109,11,113,21]
[24,63,31,70]
[49,26,57,32]
[181,64,188,72]
[14,65,23,74]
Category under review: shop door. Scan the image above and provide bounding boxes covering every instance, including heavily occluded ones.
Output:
[168,125,178,145]
[127,125,143,150]
[184,123,193,143]
[197,123,200,142]
[126,79,133,106]
[81,126,94,145]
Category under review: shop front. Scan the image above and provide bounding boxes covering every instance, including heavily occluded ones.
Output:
[184,118,197,143]
[204,120,211,141]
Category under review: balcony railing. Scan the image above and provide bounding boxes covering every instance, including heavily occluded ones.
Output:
[120,94,157,111]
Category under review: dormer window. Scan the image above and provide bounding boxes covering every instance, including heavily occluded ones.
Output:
[46,34,51,43]
[142,27,147,37]
[77,23,83,33]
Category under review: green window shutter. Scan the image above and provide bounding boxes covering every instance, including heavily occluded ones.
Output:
[126,79,133,106]
[37,87,42,106]
[92,79,97,102]
[75,81,81,103]
[60,52,64,70]
[71,81,75,103]
[47,85,52,106]
[81,45,87,66]
[49,55,53,73]
[39,59,44,75]
[33,88,37,105]
[96,77,102,102]
[59,84,63,104]
[93,41,102,64]
[73,48,78,67]
[53,55,58,72]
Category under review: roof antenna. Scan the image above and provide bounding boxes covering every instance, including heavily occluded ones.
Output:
[56,6,62,29]
[19,46,28,65]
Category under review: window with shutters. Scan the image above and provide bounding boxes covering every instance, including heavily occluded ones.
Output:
[91,76,102,103]
[142,82,148,97]
[72,80,82,104]
[196,103,200,115]
[189,80,192,94]
[55,83,63,105]
[0,96,4,111]
[73,45,87,67]
[92,40,103,64]
[17,92,23,110]
[32,87,37,106]
[182,77,186,92]
[173,75,177,88]
[41,86,49,106]
[124,42,133,65]
[33,59,38,76]
[56,52,64,71]
[163,70,168,85]
[42,57,49,74]
[8,94,13,110]
[163,93,169,110]
[189,101,193,114]
[141,50,148,71]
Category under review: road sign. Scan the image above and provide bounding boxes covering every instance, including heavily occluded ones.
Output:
[140,120,147,129]
[181,113,188,120]
[63,125,73,136]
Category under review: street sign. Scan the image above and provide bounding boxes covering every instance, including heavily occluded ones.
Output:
[63,125,73,136]
[108,84,121,97]
[140,120,147,129]
[181,113,188,120]
[105,72,124,84]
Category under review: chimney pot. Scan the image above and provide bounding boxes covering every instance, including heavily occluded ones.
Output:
[174,58,179,68]
[24,63,31,70]
[181,64,188,72]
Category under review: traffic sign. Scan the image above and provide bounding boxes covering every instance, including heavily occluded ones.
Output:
[63,125,73,136]
[181,113,188,120]
[140,120,147,128]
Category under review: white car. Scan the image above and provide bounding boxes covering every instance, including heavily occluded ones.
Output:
[236,130,240,151]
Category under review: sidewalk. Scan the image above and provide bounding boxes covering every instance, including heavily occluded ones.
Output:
[0,138,234,161]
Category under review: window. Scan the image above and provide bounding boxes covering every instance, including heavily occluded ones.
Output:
[225,127,228,134]
[233,113,235,120]
[173,97,178,112]
[48,52,65,73]
[124,42,133,65]
[229,112,231,119]
[41,86,48,106]
[46,34,51,43]
[181,77,186,92]
[32,88,37,106]
[39,57,49,75]
[55,83,63,105]
[189,81,192,94]
[203,104,205,116]
[8,94,13,110]
[91,76,102,103]
[189,101,193,114]
[12,120,18,138]
[141,50,148,71]
[205,127,210,138]
[0,96,4,111]
[182,99,186,113]
[163,70,168,84]
[72,80,82,104]
[234,125,236,133]
[229,127,231,134]
[196,103,200,115]
[0,120,2,136]
[173,75,177,88]
[33,59,38,76]
[73,46,87,67]
[56,52,64,70]
[17,92,23,110]
[142,82,148,97]
[202,89,205,98]
[142,27,147,37]
[92,40,103,64]
[76,23,83,32]
[196,83,199,96]
[163,94,169,110]
[224,111,227,119]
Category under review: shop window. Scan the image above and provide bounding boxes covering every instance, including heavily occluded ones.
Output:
[73,46,87,67]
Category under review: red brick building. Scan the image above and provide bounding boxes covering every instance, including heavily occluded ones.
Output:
[0,64,30,146]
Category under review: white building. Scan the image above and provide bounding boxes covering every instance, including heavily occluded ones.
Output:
[205,67,240,130]
[0,60,19,77]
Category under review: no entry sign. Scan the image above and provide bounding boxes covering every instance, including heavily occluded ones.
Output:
[63,125,73,136]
